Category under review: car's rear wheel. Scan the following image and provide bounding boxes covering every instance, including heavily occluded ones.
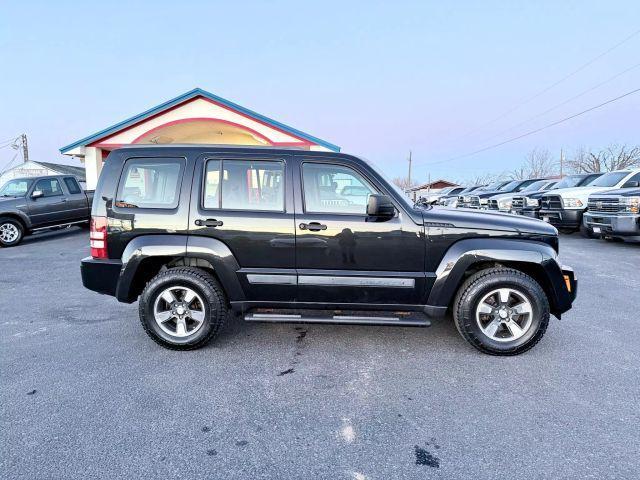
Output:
[453,267,549,355]
[0,217,24,248]
[139,267,228,350]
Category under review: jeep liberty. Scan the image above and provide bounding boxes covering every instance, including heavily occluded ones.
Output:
[81,146,577,355]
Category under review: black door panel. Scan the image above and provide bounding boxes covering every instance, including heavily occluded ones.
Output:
[293,159,426,305]
[189,153,296,302]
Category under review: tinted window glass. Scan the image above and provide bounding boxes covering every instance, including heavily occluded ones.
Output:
[34,178,63,197]
[204,159,284,211]
[521,180,547,192]
[64,177,81,194]
[118,158,183,208]
[588,171,629,187]
[303,163,377,214]
[622,172,640,187]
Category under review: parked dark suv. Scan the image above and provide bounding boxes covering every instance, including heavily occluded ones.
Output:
[81,146,577,355]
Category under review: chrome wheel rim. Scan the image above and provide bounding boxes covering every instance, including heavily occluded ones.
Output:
[475,288,533,342]
[153,286,206,338]
[0,223,19,243]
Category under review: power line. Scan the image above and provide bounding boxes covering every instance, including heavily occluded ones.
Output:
[475,61,640,145]
[443,27,640,144]
[418,87,640,167]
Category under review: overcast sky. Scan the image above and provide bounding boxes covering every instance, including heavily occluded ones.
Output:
[1,1,638,183]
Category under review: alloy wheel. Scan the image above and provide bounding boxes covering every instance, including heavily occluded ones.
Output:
[153,286,206,338]
[475,288,534,342]
[0,223,19,243]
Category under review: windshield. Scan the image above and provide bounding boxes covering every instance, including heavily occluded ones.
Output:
[553,175,584,189]
[0,179,32,196]
[521,180,547,192]
[587,171,630,187]
[438,187,455,194]
[481,181,505,191]
[499,180,521,191]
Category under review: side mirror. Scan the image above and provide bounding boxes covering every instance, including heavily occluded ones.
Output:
[366,194,395,219]
[622,180,639,188]
[31,190,44,199]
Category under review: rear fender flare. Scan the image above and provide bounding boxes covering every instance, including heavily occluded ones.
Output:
[116,235,188,302]
[115,235,245,303]
[426,238,558,308]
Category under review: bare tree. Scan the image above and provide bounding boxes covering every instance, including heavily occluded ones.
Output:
[392,177,417,191]
[566,145,640,173]
[510,148,557,179]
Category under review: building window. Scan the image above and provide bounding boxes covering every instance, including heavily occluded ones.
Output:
[204,159,284,211]
[302,163,376,214]
[117,158,184,209]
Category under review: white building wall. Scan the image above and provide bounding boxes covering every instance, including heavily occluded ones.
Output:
[0,162,64,188]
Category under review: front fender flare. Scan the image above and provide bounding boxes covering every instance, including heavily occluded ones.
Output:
[426,238,559,309]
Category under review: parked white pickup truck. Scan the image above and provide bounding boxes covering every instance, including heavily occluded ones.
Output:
[538,168,640,234]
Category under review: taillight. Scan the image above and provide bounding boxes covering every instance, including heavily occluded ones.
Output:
[90,216,108,259]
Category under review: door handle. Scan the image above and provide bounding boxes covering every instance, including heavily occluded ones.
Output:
[299,222,327,231]
[195,218,224,227]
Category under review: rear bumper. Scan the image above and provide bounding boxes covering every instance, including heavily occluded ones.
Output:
[539,208,583,229]
[80,257,122,297]
[583,212,640,237]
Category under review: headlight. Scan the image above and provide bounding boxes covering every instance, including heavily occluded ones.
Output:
[463,196,471,202]
[563,198,584,208]
[526,197,539,207]
[623,196,640,214]
[498,199,513,210]
[480,198,488,205]
[446,197,458,207]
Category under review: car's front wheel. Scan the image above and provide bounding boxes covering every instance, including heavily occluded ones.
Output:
[0,217,24,248]
[453,267,549,355]
[139,267,228,350]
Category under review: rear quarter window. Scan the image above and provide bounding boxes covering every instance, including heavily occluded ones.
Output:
[116,157,184,209]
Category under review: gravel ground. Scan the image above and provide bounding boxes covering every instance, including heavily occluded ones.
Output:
[1,228,639,479]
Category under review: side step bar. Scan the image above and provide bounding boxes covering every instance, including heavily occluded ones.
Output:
[244,311,430,327]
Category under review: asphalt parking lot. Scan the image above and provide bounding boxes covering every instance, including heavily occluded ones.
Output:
[1,228,639,479]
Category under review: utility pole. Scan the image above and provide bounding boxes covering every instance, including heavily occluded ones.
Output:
[21,134,29,163]
[559,148,563,178]
[407,150,412,186]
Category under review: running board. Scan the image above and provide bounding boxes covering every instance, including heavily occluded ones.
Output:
[30,220,87,232]
[244,310,430,327]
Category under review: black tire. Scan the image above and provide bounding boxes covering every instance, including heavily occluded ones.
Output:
[139,267,228,350]
[453,267,550,356]
[0,217,25,248]
[579,225,596,238]
[558,227,576,235]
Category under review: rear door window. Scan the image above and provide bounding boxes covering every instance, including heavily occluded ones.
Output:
[117,158,184,209]
[64,177,81,194]
[203,159,285,211]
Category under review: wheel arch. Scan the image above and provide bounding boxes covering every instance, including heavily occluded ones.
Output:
[0,212,30,231]
[115,235,244,303]
[427,238,566,317]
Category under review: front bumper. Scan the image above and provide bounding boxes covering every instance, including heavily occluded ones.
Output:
[555,265,578,316]
[539,208,583,229]
[511,206,541,218]
[80,257,122,297]
[583,212,640,238]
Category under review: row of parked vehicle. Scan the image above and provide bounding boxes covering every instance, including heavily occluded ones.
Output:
[419,168,640,242]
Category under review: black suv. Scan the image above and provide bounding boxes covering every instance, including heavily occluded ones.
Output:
[81,146,577,355]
